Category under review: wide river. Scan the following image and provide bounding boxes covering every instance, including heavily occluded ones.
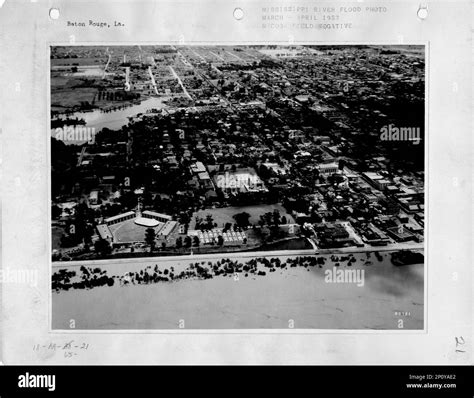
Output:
[52,251,424,330]
[52,96,170,134]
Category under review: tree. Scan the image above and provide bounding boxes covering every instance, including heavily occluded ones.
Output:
[272,210,280,226]
[175,236,183,249]
[145,228,156,252]
[184,236,192,248]
[281,215,288,225]
[217,235,224,246]
[233,212,251,228]
[94,238,111,256]
[193,236,200,247]
[205,214,214,229]
[264,212,273,225]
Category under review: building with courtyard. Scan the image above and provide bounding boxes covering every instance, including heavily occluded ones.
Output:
[97,207,177,247]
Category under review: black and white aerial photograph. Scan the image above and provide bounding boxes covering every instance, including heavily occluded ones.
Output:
[50,45,425,330]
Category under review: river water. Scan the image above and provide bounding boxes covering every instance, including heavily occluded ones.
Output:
[52,251,424,330]
[52,96,170,135]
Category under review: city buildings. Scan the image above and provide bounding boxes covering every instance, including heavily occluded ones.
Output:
[51,45,424,261]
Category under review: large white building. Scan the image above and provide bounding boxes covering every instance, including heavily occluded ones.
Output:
[104,211,135,225]
[317,161,339,176]
[98,208,177,246]
[142,210,172,223]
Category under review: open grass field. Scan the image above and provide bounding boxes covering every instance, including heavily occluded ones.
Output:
[51,57,106,67]
[51,88,98,110]
[190,204,294,229]
[108,219,165,244]
[51,72,101,110]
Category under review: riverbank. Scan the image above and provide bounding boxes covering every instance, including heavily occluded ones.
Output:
[51,96,173,135]
[52,250,424,330]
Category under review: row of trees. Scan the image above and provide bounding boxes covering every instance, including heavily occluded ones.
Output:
[258,210,288,227]
[194,214,215,231]
[96,90,140,102]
